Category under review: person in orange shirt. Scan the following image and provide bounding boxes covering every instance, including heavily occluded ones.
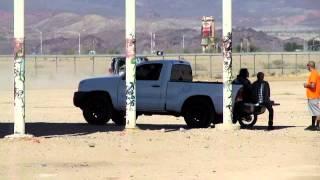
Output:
[304,61,320,130]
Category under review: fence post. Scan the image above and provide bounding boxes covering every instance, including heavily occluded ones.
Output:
[194,55,197,76]
[281,54,284,75]
[34,56,37,77]
[55,56,58,73]
[295,54,298,75]
[107,56,110,73]
[74,56,77,74]
[268,54,270,74]
[239,54,242,69]
[92,56,95,74]
[253,54,256,75]
[210,55,212,78]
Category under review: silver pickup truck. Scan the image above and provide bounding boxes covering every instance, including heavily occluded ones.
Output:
[74,60,242,128]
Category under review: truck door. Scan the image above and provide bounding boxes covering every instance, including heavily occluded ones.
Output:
[136,63,163,111]
[118,63,163,112]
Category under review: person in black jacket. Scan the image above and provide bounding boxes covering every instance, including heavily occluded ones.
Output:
[251,72,274,130]
[232,68,252,123]
[233,68,251,101]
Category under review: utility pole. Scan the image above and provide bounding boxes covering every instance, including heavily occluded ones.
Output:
[40,31,43,54]
[220,0,238,130]
[153,33,156,52]
[35,29,43,55]
[7,0,32,138]
[150,32,153,53]
[247,38,250,52]
[125,0,137,129]
[78,32,81,55]
[182,34,185,52]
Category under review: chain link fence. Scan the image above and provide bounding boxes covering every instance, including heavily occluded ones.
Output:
[0,52,320,89]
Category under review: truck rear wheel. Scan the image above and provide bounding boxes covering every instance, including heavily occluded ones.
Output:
[183,98,214,128]
[82,95,111,125]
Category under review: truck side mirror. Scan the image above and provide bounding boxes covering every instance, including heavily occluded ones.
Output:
[156,51,164,56]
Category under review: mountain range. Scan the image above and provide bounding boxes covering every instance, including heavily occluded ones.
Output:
[1,0,319,28]
[0,0,319,54]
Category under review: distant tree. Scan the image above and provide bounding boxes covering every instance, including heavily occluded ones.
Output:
[249,45,260,52]
[165,49,176,54]
[235,44,259,52]
[193,48,203,53]
[0,36,6,41]
[183,48,191,53]
[284,42,303,52]
[63,49,76,55]
[307,39,320,51]
[107,49,120,54]
[235,45,241,53]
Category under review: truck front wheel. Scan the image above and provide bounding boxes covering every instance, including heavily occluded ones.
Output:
[82,95,111,125]
[183,99,214,128]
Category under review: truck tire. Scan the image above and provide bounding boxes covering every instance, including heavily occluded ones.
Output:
[238,114,258,129]
[112,111,126,126]
[183,98,215,128]
[82,95,111,125]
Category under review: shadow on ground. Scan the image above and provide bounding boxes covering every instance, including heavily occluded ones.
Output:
[242,125,298,131]
[137,123,188,132]
[0,122,125,138]
[0,122,188,138]
[1,123,303,138]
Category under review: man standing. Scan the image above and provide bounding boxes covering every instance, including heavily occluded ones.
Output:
[251,72,274,130]
[304,61,320,130]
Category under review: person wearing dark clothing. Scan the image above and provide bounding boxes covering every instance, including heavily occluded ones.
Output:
[232,68,251,102]
[251,72,274,130]
[232,68,251,123]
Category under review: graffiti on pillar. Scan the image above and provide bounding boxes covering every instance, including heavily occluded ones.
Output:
[222,32,233,110]
[126,81,136,110]
[125,33,136,111]
[223,32,232,68]
[126,33,136,58]
[13,38,25,120]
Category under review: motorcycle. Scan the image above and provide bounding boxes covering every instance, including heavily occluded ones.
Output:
[233,101,279,128]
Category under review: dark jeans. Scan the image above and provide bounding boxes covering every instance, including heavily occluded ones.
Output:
[261,101,274,126]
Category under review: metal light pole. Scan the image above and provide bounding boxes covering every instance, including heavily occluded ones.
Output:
[125,0,137,129]
[35,30,43,55]
[221,0,237,129]
[153,33,156,52]
[7,0,32,137]
[78,32,81,55]
[182,34,185,52]
[150,32,153,53]
[40,31,43,54]
[150,32,155,53]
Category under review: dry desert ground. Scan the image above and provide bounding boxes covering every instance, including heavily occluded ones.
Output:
[0,74,319,180]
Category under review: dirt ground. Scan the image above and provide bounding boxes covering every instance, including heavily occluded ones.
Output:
[0,76,320,180]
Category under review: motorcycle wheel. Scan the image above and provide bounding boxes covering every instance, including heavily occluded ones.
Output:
[238,114,258,128]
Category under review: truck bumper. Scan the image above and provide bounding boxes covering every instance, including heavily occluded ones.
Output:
[73,92,87,108]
